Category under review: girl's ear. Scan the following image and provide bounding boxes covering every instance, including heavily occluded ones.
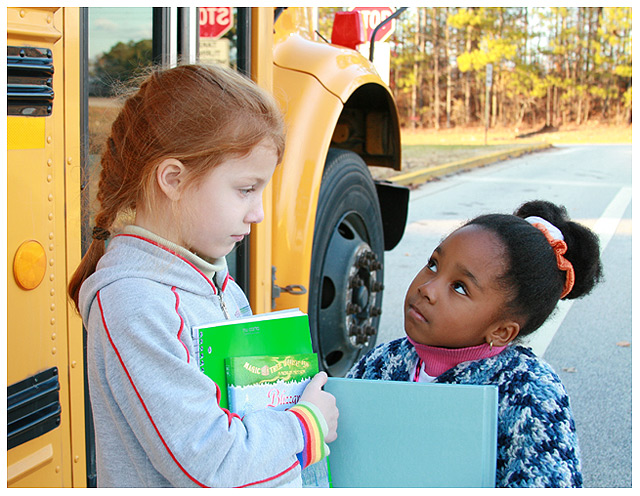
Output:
[156,158,187,201]
[487,321,520,347]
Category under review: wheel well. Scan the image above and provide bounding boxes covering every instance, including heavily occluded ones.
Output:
[329,83,401,170]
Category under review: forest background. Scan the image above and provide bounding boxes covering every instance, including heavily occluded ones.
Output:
[89,6,632,163]
[318,7,632,133]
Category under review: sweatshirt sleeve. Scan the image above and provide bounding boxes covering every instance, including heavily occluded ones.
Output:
[88,280,304,488]
[287,401,329,469]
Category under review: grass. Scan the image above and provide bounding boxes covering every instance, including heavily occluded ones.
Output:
[370,123,632,180]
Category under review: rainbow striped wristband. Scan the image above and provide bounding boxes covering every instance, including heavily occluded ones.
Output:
[288,400,329,469]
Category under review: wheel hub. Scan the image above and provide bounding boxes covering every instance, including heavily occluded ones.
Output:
[346,246,383,347]
[318,212,384,375]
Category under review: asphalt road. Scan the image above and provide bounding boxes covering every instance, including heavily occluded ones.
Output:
[375,144,632,488]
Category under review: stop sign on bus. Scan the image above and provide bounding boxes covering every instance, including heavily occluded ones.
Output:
[200,7,233,39]
[350,7,396,42]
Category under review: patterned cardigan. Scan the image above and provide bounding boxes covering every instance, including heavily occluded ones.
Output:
[347,337,583,488]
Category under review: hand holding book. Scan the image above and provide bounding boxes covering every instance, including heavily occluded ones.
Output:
[299,371,338,443]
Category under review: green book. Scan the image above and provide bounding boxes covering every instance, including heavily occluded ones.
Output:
[225,353,331,488]
[192,309,313,409]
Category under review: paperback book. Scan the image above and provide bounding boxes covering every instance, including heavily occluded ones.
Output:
[225,353,330,488]
[225,353,318,417]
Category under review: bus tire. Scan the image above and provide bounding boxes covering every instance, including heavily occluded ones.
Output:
[309,148,384,377]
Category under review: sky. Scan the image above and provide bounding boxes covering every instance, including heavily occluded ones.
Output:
[88,7,153,60]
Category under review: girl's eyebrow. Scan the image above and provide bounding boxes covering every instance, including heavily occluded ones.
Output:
[456,264,482,290]
[435,245,483,291]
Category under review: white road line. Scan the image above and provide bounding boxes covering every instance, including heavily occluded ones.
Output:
[521,187,632,357]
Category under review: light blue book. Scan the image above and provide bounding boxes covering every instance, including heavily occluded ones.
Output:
[324,377,498,488]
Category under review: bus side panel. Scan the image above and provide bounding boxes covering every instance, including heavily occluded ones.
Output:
[270,66,344,311]
[7,7,86,487]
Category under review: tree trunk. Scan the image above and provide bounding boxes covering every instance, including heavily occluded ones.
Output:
[432,8,440,129]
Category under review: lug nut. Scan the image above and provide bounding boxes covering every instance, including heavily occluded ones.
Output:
[370,306,382,317]
[346,302,362,314]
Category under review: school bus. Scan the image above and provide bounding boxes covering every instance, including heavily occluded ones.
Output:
[7,6,407,487]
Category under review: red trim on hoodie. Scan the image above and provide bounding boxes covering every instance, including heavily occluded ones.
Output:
[97,290,208,488]
[170,286,190,364]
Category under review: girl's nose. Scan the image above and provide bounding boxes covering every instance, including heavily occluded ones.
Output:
[418,279,437,303]
[245,198,265,224]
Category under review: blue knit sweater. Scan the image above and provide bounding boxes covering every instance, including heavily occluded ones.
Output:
[347,337,582,488]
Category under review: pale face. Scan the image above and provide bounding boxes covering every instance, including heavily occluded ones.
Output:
[404,225,513,349]
[177,142,278,260]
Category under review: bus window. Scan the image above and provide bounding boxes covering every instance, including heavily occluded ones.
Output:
[198,7,237,69]
[85,7,153,230]
[82,7,248,283]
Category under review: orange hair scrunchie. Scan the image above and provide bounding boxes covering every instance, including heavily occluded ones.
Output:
[529,222,575,299]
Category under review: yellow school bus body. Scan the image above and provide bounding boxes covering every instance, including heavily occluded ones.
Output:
[269,8,400,314]
[6,6,402,486]
[7,7,86,487]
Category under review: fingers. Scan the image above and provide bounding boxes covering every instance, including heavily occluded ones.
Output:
[309,371,328,388]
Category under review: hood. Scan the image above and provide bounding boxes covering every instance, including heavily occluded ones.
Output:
[78,233,228,324]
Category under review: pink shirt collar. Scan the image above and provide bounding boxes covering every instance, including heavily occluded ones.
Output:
[407,335,507,378]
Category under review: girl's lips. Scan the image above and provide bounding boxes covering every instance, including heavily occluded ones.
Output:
[408,304,428,323]
[231,233,249,242]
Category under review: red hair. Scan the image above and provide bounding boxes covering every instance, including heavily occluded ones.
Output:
[68,64,285,309]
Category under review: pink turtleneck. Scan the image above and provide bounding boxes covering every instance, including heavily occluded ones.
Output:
[407,335,507,379]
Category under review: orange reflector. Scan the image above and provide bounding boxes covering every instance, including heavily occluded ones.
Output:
[14,240,47,290]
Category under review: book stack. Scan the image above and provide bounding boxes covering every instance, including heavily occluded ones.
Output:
[192,309,330,487]
[193,309,499,488]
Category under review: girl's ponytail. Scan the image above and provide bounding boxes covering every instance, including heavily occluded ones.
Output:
[68,231,108,310]
[514,200,603,300]
[68,204,117,311]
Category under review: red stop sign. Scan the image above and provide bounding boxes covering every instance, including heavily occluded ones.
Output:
[350,7,396,42]
[199,7,233,39]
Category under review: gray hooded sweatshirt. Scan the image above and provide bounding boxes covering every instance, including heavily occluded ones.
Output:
[79,227,326,487]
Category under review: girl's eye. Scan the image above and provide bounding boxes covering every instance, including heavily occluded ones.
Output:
[239,187,255,196]
[426,258,437,272]
[452,281,468,296]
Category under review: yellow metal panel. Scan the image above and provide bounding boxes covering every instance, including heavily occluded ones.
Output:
[270,66,344,312]
[248,7,275,315]
[7,117,46,149]
[6,6,62,44]
[7,5,85,488]
[61,6,87,487]
[274,33,385,105]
